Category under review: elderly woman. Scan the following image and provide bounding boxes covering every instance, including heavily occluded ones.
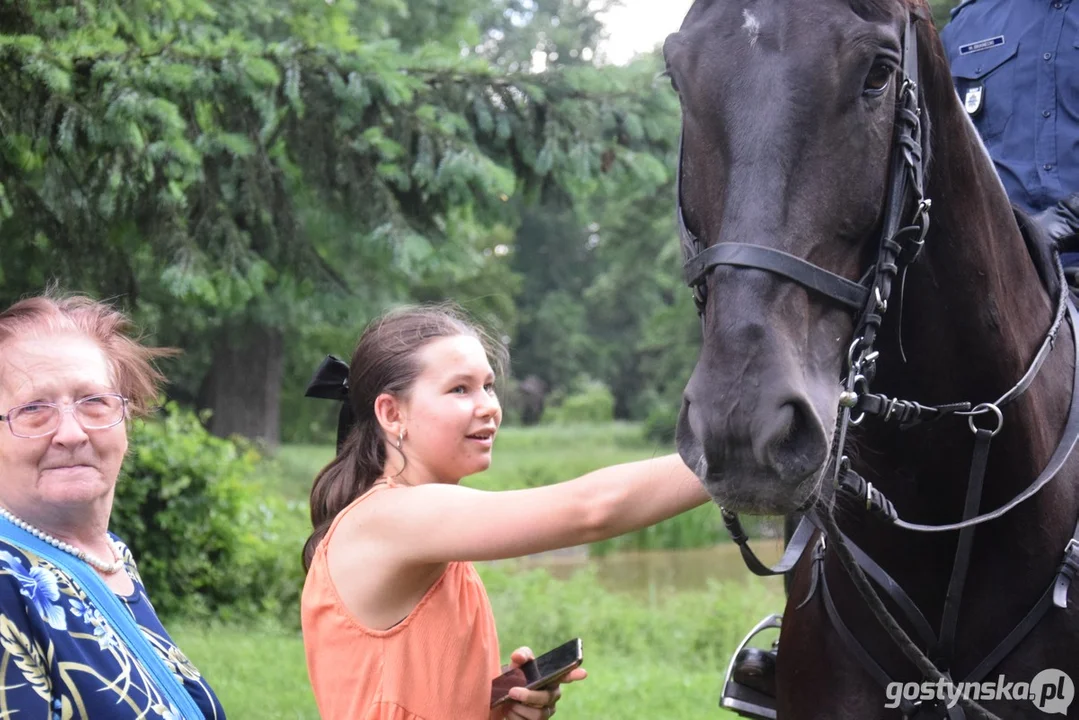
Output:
[0,293,224,719]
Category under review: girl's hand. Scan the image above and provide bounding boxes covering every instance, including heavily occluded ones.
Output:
[494,647,588,719]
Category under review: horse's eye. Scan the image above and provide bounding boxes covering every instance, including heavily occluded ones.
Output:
[864,63,893,96]
[666,71,680,94]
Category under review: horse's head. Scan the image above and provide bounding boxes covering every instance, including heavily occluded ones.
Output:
[666,0,925,513]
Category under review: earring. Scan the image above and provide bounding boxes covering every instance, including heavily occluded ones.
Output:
[396,429,404,449]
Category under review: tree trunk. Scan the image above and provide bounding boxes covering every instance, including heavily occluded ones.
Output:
[202,322,283,449]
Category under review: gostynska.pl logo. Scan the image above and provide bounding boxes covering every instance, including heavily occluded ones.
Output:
[884,669,1074,715]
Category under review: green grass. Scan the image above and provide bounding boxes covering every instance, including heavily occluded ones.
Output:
[170,622,317,719]
[172,563,784,719]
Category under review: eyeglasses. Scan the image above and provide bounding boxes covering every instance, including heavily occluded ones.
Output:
[0,394,129,439]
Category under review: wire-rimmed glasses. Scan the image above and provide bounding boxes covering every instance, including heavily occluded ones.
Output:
[0,394,129,439]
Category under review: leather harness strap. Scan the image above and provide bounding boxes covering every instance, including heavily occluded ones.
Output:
[935,428,992,670]
[721,509,817,578]
[725,511,937,650]
[965,518,1079,683]
[807,512,1079,718]
[725,300,1079,718]
[724,292,1079,718]
[682,243,870,311]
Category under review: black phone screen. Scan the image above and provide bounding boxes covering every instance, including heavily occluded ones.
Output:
[490,638,583,707]
[531,638,583,688]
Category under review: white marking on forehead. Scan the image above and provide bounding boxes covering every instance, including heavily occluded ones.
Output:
[742,9,761,46]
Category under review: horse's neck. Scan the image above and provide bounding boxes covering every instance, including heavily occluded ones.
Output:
[846,98,1078,629]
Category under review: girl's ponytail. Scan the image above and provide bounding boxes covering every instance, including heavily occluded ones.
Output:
[303,424,386,571]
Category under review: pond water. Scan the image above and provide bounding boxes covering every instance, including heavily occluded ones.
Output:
[490,539,788,596]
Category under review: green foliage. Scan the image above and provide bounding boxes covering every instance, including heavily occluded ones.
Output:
[0,0,674,303]
[112,403,303,622]
[0,0,678,446]
[541,379,615,424]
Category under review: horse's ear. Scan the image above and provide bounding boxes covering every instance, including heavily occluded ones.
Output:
[662,31,686,66]
[662,31,689,94]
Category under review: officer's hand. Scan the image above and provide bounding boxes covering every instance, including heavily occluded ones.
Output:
[1034,192,1079,247]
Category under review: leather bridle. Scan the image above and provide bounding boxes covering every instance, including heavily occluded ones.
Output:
[676,14,1079,720]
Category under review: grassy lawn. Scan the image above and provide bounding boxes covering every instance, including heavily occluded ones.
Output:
[170,632,762,720]
[175,423,787,718]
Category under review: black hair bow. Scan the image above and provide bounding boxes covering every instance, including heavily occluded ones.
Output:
[304,355,355,452]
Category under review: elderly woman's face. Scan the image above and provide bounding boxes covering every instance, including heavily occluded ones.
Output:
[0,334,128,512]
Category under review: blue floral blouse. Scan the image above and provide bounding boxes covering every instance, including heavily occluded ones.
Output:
[0,534,225,719]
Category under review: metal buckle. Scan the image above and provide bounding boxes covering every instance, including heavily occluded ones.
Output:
[849,375,870,426]
[874,286,888,314]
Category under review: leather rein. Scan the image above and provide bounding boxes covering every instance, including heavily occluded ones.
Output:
[676,14,1079,720]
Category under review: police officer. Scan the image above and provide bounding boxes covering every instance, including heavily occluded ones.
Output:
[941,0,1079,262]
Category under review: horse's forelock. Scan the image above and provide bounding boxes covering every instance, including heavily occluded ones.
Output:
[849,0,928,22]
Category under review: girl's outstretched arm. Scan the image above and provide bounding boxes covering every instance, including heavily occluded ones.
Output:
[357,453,713,564]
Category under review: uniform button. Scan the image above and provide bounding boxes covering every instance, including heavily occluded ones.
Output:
[1053,1,1062,7]
[1044,52,1053,61]
[1043,110,1052,118]
[1045,164,1055,171]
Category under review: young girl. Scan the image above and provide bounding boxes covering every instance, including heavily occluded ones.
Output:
[300,304,711,720]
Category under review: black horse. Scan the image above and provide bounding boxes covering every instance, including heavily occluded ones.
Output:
[664,0,1079,718]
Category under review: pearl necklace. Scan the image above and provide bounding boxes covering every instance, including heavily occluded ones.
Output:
[0,506,124,575]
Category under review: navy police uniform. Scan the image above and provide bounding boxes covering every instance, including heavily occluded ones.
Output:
[941,0,1078,217]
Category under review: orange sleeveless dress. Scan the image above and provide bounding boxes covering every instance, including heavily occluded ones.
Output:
[301,481,502,720]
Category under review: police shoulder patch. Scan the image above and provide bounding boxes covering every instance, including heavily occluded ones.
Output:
[963,84,984,115]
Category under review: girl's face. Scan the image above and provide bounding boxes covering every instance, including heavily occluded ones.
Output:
[392,335,502,484]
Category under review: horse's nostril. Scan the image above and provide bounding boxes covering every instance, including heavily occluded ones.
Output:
[764,400,828,481]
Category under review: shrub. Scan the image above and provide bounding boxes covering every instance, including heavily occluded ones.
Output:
[112,403,303,623]
[541,380,615,424]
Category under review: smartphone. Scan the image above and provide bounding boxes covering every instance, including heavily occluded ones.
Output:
[490,638,584,708]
